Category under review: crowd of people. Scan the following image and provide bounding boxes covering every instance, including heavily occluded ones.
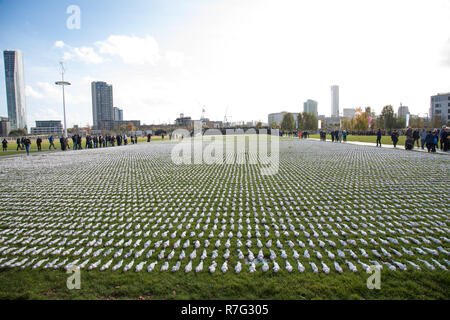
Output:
[1,137,33,155]
[318,126,449,153]
[399,126,450,153]
[319,130,349,143]
[1,133,150,155]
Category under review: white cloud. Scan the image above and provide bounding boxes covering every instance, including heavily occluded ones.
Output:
[54,41,104,64]
[96,35,160,65]
[165,51,185,68]
[54,40,65,48]
[72,46,104,64]
[63,51,74,60]
[25,85,44,99]
[26,82,89,105]
[443,39,450,67]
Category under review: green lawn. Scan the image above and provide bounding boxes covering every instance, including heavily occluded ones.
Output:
[0,269,448,300]
[309,135,409,146]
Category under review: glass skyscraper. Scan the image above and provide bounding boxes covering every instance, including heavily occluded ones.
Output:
[91,81,114,130]
[3,50,27,131]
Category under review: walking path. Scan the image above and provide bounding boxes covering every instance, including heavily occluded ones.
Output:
[308,138,449,155]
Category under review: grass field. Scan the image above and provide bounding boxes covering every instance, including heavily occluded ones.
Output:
[309,135,408,146]
[0,139,449,300]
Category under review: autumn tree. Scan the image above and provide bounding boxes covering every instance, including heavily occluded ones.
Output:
[353,107,369,131]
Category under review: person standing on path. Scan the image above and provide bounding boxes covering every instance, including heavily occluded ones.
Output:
[376,129,382,147]
[49,136,56,150]
[24,137,31,156]
[16,137,21,151]
[425,131,436,153]
[439,126,446,150]
[391,130,399,148]
[419,129,427,150]
[36,137,42,151]
[2,138,8,151]
[413,129,420,148]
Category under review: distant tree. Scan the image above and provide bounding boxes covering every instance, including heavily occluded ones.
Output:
[341,118,353,130]
[119,124,128,134]
[409,116,424,129]
[281,113,295,133]
[270,121,280,129]
[126,122,137,132]
[256,122,263,129]
[297,112,318,131]
[8,129,27,137]
[353,107,369,131]
[432,117,445,129]
[378,105,396,130]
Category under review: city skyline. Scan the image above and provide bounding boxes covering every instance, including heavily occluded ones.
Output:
[1,0,450,128]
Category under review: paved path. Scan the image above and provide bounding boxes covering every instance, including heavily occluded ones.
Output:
[308,138,449,155]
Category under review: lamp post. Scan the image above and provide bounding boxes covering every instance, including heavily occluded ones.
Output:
[55,62,71,138]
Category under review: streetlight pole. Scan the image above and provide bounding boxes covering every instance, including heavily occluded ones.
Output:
[55,62,71,138]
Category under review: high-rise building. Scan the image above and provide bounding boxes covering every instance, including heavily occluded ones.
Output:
[3,50,27,131]
[91,81,114,130]
[113,107,123,121]
[430,93,450,124]
[331,85,339,117]
[30,120,63,135]
[343,108,356,119]
[303,100,318,118]
[0,116,10,136]
[397,103,410,118]
[268,112,299,126]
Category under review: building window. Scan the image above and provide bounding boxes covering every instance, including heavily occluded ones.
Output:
[435,110,441,114]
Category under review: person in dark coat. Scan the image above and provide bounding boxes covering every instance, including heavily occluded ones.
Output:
[16,137,21,151]
[376,129,382,147]
[413,129,420,148]
[425,131,436,153]
[24,137,31,156]
[60,136,66,151]
[36,137,42,151]
[391,130,399,148]
[77,135,82,149]
[2,138,8,151]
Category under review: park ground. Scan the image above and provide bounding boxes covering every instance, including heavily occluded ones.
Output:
[0,139,449,300]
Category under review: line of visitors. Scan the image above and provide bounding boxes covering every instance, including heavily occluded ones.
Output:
[1,133,143,155]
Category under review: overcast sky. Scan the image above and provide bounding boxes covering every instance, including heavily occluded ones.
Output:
[1,0,449,128]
